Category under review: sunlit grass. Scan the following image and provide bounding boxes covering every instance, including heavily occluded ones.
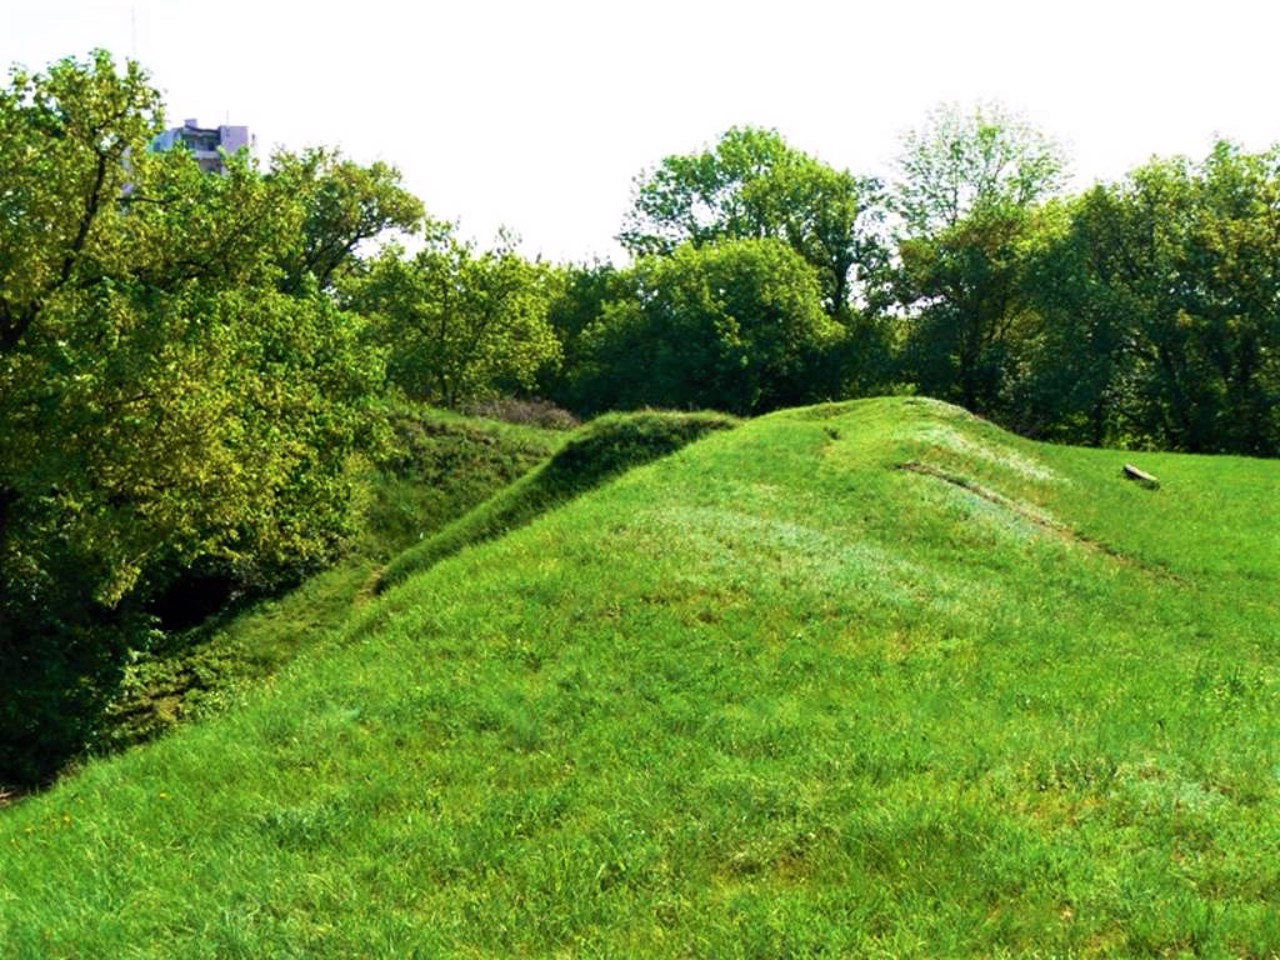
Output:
[378,409,737,590]
[3,396,1277,957]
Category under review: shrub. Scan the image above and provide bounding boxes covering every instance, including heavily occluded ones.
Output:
[460,397,581,431]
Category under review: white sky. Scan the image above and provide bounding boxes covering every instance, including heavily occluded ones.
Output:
[4,0,1279,263]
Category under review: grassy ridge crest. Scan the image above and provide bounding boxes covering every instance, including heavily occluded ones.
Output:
[378,409,739,591]
[101,404,564,751]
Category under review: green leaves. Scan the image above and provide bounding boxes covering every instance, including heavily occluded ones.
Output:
[348,230,562,409]
[0,52,407,783]
[894,102,1067,237]
[891,104,1068,416]
[271,148,424,294]
[576,239,841,416]
[619,127,884,319]
[0,50,162,351]
[1027,143,1280,454]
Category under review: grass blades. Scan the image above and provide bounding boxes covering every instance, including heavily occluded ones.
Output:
[2,397,1277,957]
[102,404,564,750]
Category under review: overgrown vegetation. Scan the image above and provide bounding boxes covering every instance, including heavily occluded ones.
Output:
[100,405,561,751]
[0,52,425,784]
[2,398,1276,957]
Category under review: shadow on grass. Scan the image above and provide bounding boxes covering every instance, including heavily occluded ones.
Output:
[378,409,739,592]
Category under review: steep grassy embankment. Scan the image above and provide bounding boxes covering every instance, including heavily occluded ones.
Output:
[379,409,738,590]
[2,397,1278,957]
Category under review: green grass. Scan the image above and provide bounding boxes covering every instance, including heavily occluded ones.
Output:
[379,409,739,591]
[4,396,1279,957]
[360,403,571,561]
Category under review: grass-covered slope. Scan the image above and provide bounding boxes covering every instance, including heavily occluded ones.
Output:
[3,397,1279,957]
[378,409,739,591]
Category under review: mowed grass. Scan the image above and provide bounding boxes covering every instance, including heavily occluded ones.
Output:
[3,397,1279,957]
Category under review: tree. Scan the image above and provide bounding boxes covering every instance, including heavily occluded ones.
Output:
[536,260,629,410]
[0,50,161,353]
[348,228,562,408]
[1012,193,1128,445]
[272,148,424,295]
[0,52,388,784]
[619,126,885,321]
[896,204,1043,414]
[892,103,1067,415]
[575,238,842,416]
[1180,142,1280,454]
[894,102,1067,235]
[0,54,174,759]
[1021,144,1280,454]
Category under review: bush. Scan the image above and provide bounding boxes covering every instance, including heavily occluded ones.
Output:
[460,397,581,431]
[571,239,843,416]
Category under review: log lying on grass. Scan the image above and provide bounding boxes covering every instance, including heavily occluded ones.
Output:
[1122,463,1160,489]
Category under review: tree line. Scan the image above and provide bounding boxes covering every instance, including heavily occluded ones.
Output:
[2,52,1276,784]
[554,116,1280,456]
[353,106,1279,457]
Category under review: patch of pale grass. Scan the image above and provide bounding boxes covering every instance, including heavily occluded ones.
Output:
[642,504,986,620]
[908,469,1062,544]
[915,424,1061,483]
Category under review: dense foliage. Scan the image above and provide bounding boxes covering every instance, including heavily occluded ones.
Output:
[889,107,1279,453]
[619,125,885,320]
[1019,145,1280,452]
[346,227,561,408]
[3,50,1279,786]
[570,115,1279,452]
[0,53,414,783]
[569,239,843,416]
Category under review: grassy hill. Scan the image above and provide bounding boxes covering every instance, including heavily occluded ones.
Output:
[2,397,1278,957]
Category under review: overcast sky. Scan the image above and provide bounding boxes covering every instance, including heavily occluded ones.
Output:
[5,1,1279,262]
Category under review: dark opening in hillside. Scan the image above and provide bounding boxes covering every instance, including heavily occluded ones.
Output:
[147,570,240,632]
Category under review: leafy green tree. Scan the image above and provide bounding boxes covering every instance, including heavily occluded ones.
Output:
[1180,142,1280,454]
[0,50,161,353]
[575,238,842,416]
[0,52,388,784]
[892,103,1067,415]
[619,126,885,321]
[1023,144,1280,454]
[537,260,628,410]
[272,148,424,295]
[620,126,794,255]
[895,205,1040,414]
[1011,194,1128,445]
[349,228,562,408]
[895,102,1067,235]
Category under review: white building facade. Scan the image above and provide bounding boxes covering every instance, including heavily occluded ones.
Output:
[152,118,252,174]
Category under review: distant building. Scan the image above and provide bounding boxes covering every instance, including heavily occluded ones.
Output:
[152,118,252,174]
